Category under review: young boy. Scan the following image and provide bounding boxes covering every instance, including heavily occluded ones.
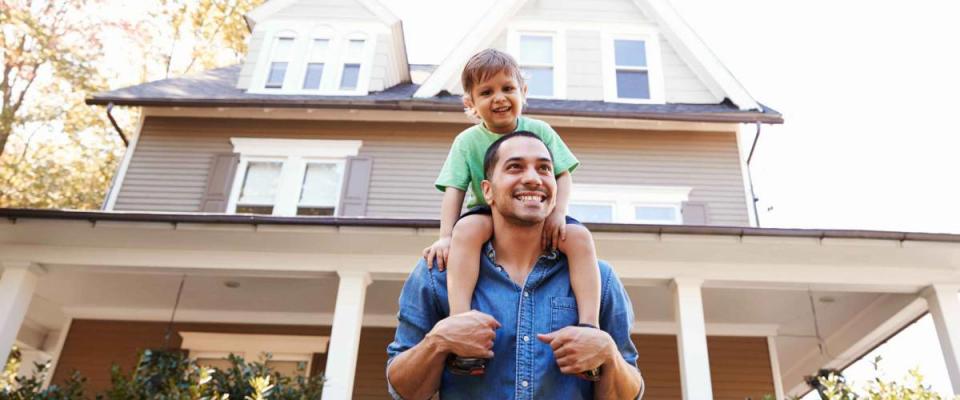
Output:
[422,49,602,376]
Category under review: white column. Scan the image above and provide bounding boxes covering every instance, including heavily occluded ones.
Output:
[767,336,785,400]
[923,284,960,393]
[321,270,371,400]
[0,262,44,369]
[672,278,713,400]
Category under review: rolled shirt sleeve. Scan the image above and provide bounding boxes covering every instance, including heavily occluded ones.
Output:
[386,259,443,398]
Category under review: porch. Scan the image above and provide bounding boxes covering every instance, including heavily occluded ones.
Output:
[1,209,958,399]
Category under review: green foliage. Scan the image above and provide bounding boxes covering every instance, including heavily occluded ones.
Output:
[1,347,87,400]
[96,350,323,400]
[813,357,959,400]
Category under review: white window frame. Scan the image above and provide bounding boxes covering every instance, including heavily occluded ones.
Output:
[568,184,690,224]
[264,32,298,89]
[180,332,328,376]
[301,34,332,91]
[601,31,665,104]
[248,22,380,96]
[507,29,567,99]
[227,138,362,217]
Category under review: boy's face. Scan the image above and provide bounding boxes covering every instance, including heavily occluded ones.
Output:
[463,70,527,134]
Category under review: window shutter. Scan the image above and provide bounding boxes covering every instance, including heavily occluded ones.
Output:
[681,202,709,225]
[199,153,240,212]
[337,156,373,217]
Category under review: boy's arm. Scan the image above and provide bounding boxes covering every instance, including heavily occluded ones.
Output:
[555,171,572,215]
[423,187,466,270]
[544,171,572,249]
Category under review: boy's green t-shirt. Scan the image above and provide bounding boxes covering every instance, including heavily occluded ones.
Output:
[435,116,580,208]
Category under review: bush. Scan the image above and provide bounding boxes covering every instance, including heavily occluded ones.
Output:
[813,357,959,400]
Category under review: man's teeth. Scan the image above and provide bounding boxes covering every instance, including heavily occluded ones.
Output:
[517,195,542,201]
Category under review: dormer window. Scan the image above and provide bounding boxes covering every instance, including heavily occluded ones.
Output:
[602,33,664,103]
[266,35,296,89]
[339,38,365,90]
[302,39,329,90]
[509,30,565,99]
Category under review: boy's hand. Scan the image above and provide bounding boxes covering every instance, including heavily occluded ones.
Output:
[423,237,452,271]
[542,210,567,252]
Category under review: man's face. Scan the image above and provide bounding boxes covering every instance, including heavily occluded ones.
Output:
[482,136,557,225]
[463,70,527,134]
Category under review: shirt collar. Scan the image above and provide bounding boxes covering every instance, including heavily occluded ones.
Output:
[483,240,560,266]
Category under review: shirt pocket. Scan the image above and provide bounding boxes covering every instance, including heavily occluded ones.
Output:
[550,296,580,331]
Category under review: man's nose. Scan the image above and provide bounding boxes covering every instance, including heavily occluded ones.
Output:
[520,166,542,185]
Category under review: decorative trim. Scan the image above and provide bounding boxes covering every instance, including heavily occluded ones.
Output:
[600,30,666,104]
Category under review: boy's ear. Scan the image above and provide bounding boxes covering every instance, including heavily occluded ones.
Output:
[462,94,474,110]
[481,179,494,206]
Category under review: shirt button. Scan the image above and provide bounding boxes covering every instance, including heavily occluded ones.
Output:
[522,380,529,388]
[523,291,529,297]
[523,335,529,342]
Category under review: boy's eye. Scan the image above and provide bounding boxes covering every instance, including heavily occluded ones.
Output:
[479,89,492,96]
[503,85,514,92]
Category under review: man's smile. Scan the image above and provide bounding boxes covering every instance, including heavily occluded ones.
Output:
[513,190,547,206]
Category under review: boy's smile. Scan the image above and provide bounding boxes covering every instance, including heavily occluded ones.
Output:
[464,70,527,134]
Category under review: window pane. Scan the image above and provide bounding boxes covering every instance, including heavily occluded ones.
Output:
[266,62,287,88]
[300,163,340,206]
[297,207,335,216]
[309,39,329,60]
[568,204,614,223]
[239,162,281,205]
[236,205,274,215]
[302,63,324,89]
[273,37,295,60]
[345,39,365,60]
[340,63,360,90]
[614,39,647,67]
[635,206,677,222]
[519,35,552,65]
[616,70,650,99]
[522,67,553,97]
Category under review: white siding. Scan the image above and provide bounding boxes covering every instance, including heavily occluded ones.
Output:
[271,0,377,21]
[515,0,651,24]
[236,30,266,90]
[566,30,603,100]
[662,37,720,103]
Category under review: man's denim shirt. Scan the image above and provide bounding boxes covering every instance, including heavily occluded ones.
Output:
[386,242,639,399]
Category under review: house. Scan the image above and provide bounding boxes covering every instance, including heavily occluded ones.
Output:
[1,0,958,399]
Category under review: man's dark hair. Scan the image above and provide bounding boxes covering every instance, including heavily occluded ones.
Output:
[483,131,554,179]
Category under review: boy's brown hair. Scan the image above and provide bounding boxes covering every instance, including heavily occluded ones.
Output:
[460,48,525,97]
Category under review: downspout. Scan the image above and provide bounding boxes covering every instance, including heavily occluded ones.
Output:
[746,122,762,226]
[106,102,129,147]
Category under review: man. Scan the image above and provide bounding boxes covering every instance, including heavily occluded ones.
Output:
[386,132,644,399]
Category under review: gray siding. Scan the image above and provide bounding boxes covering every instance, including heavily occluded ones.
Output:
[115,117,748,226]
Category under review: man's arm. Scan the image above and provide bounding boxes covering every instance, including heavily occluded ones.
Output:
[595,336,644,399]
[537,328,643,399]
[388,311,501,400]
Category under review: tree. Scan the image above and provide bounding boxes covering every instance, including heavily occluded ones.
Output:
[814,357,960,400]
[0,0,263,210]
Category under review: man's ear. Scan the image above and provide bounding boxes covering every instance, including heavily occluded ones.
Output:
[481,179,494,206]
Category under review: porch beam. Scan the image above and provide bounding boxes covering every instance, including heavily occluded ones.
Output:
[321,270,372,400]
[0,261,44,368]
[923,284,960,392]
[672,278,713,400]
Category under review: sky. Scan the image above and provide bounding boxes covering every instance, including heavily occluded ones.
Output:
[376,0,960,396]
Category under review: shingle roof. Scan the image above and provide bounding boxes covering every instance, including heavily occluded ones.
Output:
[87,65,782,124]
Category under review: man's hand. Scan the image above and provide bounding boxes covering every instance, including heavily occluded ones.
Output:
[428,310,501,358]
[537,326,615,375]
[542,209,567,251]
[422,236,452,270]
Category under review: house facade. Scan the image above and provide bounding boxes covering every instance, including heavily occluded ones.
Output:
[1,0,959,399]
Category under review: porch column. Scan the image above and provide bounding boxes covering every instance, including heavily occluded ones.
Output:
[672,278,713,400]
[0,262,44,368]
[923,284,960,393]
[321,270,371,400]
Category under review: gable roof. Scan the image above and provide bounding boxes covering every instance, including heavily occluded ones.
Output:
[413,0,761,111]
[245,0,400,29]
[86,65,782,124]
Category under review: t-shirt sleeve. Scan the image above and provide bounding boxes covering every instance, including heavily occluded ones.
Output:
[598,262,639,367]
[535,121,580,175]
[434,134,471,192]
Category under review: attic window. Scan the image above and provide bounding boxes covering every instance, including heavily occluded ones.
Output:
[602,33,664,104]
[339,39,365,90]
[518,34,554,97]
[302,39,329,90]
[266,36,296,89]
